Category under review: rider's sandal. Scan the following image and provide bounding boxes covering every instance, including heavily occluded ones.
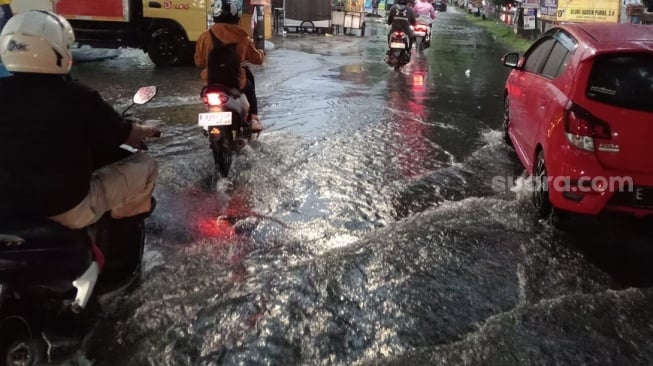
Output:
[250,116,265,134]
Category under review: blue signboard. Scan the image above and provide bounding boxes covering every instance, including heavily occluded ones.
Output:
[540,0,558,16]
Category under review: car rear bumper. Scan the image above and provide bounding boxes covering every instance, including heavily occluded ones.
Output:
[547,148,653,216]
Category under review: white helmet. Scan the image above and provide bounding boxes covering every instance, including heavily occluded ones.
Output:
[0,10,75,74]
[211,0,242,22]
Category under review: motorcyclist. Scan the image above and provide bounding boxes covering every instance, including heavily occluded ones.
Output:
[414,0,437,21]
[195,0,265,132]
[413,0,436,46]
[387,0,417,49]
[0,10,160,230]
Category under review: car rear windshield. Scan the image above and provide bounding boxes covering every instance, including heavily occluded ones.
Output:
[586,53,653,112]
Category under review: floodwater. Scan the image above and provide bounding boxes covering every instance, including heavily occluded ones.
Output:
[67,8,653,366]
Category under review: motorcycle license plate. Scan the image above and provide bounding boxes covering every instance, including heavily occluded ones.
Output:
[414,31,426,37]
[390,42,406,49]
[198,112,232,128]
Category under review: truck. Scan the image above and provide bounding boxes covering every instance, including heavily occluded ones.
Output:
[12,0,211,66]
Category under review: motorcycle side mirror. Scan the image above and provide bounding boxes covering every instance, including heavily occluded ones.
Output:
[133,86,158,105]
[123,86,158,116]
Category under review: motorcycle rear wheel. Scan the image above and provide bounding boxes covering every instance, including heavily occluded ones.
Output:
[416,37,424,51]
[215,149,233,179]
[0,317,44,366]
[210,129,235,181]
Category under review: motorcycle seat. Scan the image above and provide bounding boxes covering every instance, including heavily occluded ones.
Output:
[0,219,89,250]
[0,219,92,283]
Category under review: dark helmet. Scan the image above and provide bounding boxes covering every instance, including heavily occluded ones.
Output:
[211,0,242,24]
[396,0,408,4]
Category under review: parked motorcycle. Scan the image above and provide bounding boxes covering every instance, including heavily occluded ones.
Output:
[414,16,434,51]
[198,77,254,182]
[385,28,412,71]
[0,86,158,366]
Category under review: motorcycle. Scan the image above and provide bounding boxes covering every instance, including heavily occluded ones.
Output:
[413,16,434,51]
[385,28,412,71]
[0,86,158,366]
[198,71,255,182]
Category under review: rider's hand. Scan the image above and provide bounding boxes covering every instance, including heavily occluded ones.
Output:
[125,124,161,148]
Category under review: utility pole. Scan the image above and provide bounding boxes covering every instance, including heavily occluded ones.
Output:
[251,0,269,51]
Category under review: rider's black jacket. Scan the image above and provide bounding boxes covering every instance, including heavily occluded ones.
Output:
[387,5,417,35]
[0,73,132,219]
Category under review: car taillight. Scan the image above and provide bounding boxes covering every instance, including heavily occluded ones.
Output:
[564,104,611,152]
[202,92,229,106]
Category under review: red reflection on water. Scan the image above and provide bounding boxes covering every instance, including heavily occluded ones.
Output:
[388,58,433,178]
[192,188,255,240]
[196,216,237,239]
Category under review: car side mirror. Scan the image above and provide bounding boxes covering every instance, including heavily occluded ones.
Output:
[502,52,520,68]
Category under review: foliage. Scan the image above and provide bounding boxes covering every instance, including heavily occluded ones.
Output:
[466,14,533,52]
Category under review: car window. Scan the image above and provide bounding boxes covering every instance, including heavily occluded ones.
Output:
[553,30,578,53]
[523,38,555,74]
[586,53,653,112]
[541,42,571,79]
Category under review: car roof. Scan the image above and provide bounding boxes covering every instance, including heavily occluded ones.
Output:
[557,23,653,54]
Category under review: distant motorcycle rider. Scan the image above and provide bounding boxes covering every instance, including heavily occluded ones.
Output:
[387,0,417,49]
[195,0,265,132]
[0,10,159,228]
[414,0,437,21]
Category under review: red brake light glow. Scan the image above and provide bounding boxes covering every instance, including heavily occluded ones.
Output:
[201,91,229,107]
[204,93,222,106]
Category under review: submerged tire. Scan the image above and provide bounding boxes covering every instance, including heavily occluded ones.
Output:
[533,150,551,218]
[503,96,513,147]
[532,150,571,228]
[300,21,315,33]
[416,37,424,51]
[0,317,44,366]
[216,150,233,179]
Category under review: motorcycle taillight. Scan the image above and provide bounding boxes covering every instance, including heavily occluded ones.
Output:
[394,31,404,37]
[202,92,229,106]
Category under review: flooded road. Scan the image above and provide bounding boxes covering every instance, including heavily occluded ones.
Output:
[69,8,653,366]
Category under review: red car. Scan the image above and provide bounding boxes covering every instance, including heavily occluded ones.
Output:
[502,23,653,219]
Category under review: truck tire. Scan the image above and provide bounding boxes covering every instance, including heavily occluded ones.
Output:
[147,28,185,67]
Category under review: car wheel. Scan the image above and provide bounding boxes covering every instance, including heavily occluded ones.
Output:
[533,150,552,218]
[300,21,315,33]
[503,96,513,147]
[532,150,571,228]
